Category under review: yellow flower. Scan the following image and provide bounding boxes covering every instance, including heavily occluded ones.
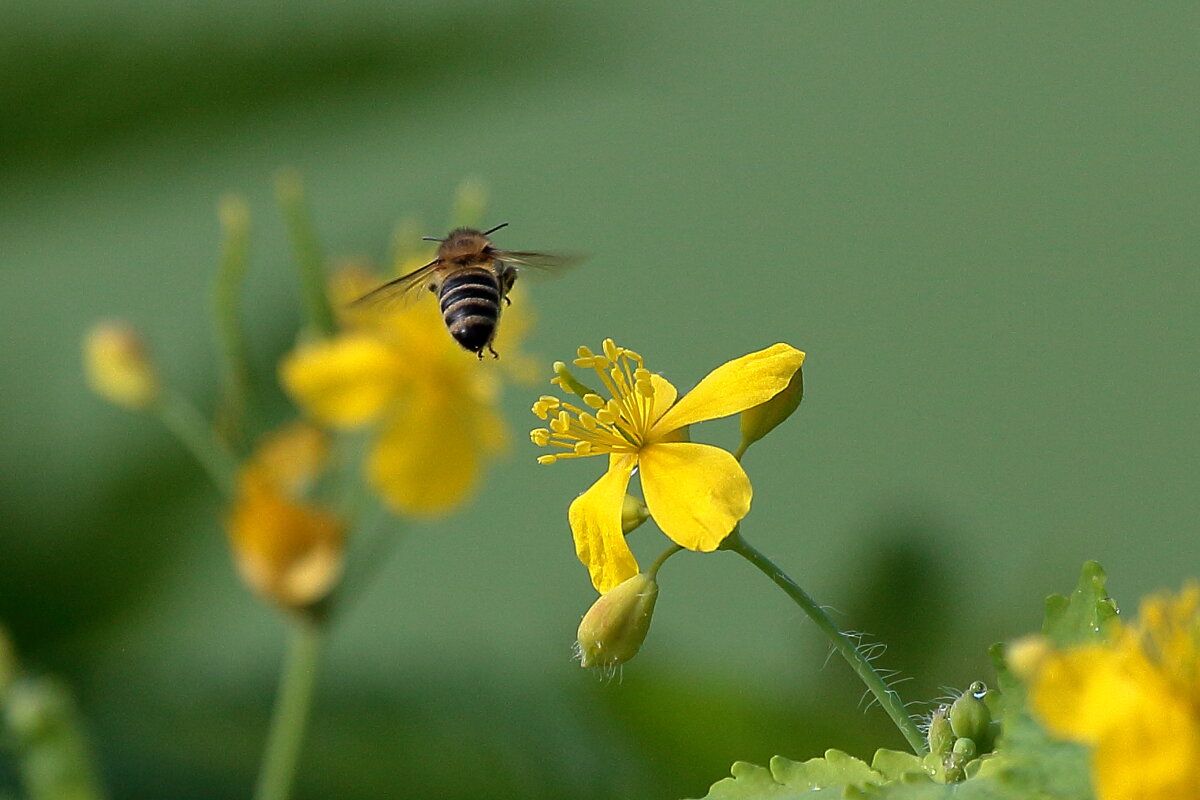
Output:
[531,339,805,592]
[1017,584,1200,800]
[280,263,527,516]
[227,423,345,612]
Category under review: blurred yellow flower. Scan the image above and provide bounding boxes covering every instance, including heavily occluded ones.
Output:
[227,423,345,612]
[83,321,160,411]
[531,339,805,592]
[1017,584,1200,800]
[281,263,528,516]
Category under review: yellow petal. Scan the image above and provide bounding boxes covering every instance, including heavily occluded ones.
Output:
[638,442,751,551]
[651,344,805,437]
[1090,676,1200,800]
[280,335,400,427]
[227,477,345,610]
[249,422,329,495]
[568,458,639,593]
[368,386,487,516]
[646,372,678,428]
[1030,643,1139,743]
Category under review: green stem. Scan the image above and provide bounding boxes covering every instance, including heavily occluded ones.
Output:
[647,544,683,578]
[212,194,254,448]
[722,529,926,754]
[155,390,239,497]
[275,170,336,337]
[253,620,325,800]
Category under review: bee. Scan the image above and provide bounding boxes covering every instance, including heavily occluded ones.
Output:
[351,223,569,358]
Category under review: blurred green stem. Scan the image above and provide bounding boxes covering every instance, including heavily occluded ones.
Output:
[155,390,238,496]
[212,194,254,448]
[275,170,336,337]
[254,620,325,800]
[722,528,926,754]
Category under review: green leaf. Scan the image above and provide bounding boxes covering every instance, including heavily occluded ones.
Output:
[870,749,929,782]
[1040,561,1119,647]
[693,750,885,799]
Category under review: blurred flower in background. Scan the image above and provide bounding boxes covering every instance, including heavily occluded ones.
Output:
[1016,583,1200,800]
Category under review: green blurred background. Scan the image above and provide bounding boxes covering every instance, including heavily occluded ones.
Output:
[2,2,1198,797]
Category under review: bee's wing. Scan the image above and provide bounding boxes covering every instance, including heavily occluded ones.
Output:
[349,259,442,310]
[492,250,583,282]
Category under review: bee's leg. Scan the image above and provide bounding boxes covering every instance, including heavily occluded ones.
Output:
[500,266,517,306]
[487,344,500,359]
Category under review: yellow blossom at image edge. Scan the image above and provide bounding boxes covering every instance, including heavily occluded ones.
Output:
[1015,584,1200,800]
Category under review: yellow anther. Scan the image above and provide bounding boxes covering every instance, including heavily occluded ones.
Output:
[602,339,620,362]
[633,368,650,381]
[579,412,599,430]
[623,349,643,364]
[574,441,592,455]
[538,395,561,407]
[582,393,605,409]
[537,455,558,465]
[576,345,595,360]
[550,411,571,435]
[596,408,617,425]
[635,379,654,397]
[530,428,551,446]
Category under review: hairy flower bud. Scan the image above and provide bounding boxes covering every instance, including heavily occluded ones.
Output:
[576,573,659,669]
[927,705,953,757]
[83,321,160,410]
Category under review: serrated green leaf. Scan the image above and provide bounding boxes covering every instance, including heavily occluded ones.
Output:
[692,750,885,799]
[1041,561,1119,646]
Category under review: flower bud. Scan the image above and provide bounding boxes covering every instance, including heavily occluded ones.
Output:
[738,363,803,452]
[926,705,953,758]
[576,572,659,669]
[621,494,650,534]
[83,321,160,410]
[949,681,992,748]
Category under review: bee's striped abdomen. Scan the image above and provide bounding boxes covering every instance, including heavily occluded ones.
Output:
[439,267,501,355]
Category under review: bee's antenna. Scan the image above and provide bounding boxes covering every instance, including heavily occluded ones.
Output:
[421,236,444,242]
[482,222,509,236]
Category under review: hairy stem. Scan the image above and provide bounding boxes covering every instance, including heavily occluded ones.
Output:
[722,528,926,754]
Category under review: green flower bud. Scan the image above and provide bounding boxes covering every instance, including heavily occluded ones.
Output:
[621,494,650,534]
[738,365,802,454]
[576,573,659,669]
[5,677,106,800]
[949,681,993,751]
[926,705,953,758]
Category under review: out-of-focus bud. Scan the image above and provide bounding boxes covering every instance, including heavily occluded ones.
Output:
[5,677,106,800]
[83,321,160,410]
[621,494,650,534]
[949,681,993,750]
[738,361,803,454]
[926,704,953,758]
[576,572,659,669]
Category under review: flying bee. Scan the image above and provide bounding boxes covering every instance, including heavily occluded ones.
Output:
[351,223,572,358]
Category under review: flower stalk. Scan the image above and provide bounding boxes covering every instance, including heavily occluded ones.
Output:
[721,528,926,754]
[253,619,325,800]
